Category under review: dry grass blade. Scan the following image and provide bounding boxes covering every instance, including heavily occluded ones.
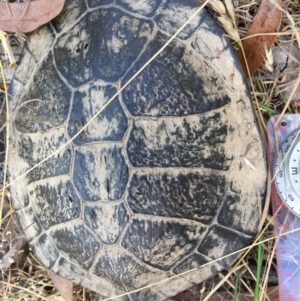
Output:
[0,99,42,133]
[217,15,240,41]
[0,30,17,68]
[274,73,300,127]
[202,265,246,301]
[224,0,236,22]
[0,279,51,301]
[258,242,276,301]
[257,170,271,233]
[208,0,226,15]
[200,0,240,42]
[0,58,9,236]
[264,44,274,72]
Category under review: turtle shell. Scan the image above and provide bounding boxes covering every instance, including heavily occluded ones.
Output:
[8,0,267,300]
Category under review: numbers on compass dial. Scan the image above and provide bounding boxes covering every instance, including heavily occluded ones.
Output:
[289,144,300,198]
[284,144,291,153]
[291,167,298,175]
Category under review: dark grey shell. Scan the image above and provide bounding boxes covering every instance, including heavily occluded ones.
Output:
[8,0,267,300]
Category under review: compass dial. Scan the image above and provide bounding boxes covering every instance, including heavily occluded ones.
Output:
[274,129,300,217]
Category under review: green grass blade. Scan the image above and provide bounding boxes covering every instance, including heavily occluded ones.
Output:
[233,268,240,301]
[253,235,265,301]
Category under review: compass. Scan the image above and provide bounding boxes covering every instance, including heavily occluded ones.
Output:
[274,129,300,217]
[268,114,300,301]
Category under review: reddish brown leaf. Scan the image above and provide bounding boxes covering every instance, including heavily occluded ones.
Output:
[237,0,282,76]
[50,272,73,301]
[0,0,65,33]
[266,286,280,301]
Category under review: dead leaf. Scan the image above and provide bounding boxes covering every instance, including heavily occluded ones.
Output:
[50,272,73,301]
[266,286,280,301]
[0,0,65,33]
[237,0,282,76]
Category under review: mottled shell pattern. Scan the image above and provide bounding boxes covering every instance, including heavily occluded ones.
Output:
[8,0,267,300]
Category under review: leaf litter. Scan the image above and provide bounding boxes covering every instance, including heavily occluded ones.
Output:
[237,0,282,76]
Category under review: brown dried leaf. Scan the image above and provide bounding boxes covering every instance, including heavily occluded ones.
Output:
[0,0,65,33]
[237,0,282,76]
[50,272,73,301]
[266,286,280,301]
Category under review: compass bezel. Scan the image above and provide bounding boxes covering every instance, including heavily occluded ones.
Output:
[274,129,300,217]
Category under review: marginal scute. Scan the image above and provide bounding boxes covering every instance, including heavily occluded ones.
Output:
[26,25,55,62]
[129,289,164,301]
[127,114,231,169]
[68,84,127,145]
[81,274,113,298]
[191,17,227,62]
[218,191,260,236]
[190,17,245,91]
[122,31,230,117]
[15,53,71,133]
[173,253,219,274]
[9,181,30,208]
[218,141,266,235]
[93,247,160,290]
[8,80,25,109]
[50,224,100,270]
[121,218,206,270]
[15,207,42,242]
[52,0,87,32]
[155,0,206,39]
[12,50,36,86]
[16,129,71,184]
[84,202,129,244]
[153,274,193,298]
[54,9,153,86]
[197,225,250,265]
[128,171,226,224]
[173,252,208,274]
[54,257,85,284]
[73,145,128,201]
[32,234,59,268]
[171,252,224,285]
[30,178,81,230]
